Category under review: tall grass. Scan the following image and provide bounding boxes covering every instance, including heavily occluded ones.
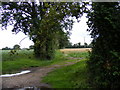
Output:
[42,59,90,88]
[66,52,89,58]
[2,50,67,74]
[2,49,34,61]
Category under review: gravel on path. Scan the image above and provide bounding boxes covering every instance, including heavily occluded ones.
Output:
[1,59,81,88]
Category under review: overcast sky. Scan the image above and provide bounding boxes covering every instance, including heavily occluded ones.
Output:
[70,14,92,45]
[0,14,92,49]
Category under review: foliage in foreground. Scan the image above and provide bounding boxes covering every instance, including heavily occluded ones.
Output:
[87,2,120,88]
[42,59,90,88]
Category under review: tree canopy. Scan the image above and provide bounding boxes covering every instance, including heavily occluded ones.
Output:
[1,2,88,59]
[87,2,120,88]
[13,44,20,50]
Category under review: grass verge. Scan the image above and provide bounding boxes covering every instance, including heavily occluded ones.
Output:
[42,59,90,88]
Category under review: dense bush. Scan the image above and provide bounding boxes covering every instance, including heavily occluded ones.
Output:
[87,2,120,88]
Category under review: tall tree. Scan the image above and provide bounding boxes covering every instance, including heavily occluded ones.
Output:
[87,2,120,88]
[13,44,20,50]
[1,2,88,59]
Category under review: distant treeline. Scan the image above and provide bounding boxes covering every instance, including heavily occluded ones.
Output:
[2,42,92,50]
[65,42,92,48]
[2,47,13,50]
[2,45,34,50]
[65,45,92,48]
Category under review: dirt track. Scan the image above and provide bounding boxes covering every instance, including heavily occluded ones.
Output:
[1,59,81,88]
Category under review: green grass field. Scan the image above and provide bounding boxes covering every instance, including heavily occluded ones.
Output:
[2,49,90,88]
[42,59,90,88]
[2,49,68,74]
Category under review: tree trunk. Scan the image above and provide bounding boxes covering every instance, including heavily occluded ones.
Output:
[33,37,56,60]
[34,42,46,59]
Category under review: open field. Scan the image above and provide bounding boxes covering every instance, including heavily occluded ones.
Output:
[60,48,91,53]
[2,50,67,74]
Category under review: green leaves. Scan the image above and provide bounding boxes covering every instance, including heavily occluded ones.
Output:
[87,2,120,88]
[2,2,88,59]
